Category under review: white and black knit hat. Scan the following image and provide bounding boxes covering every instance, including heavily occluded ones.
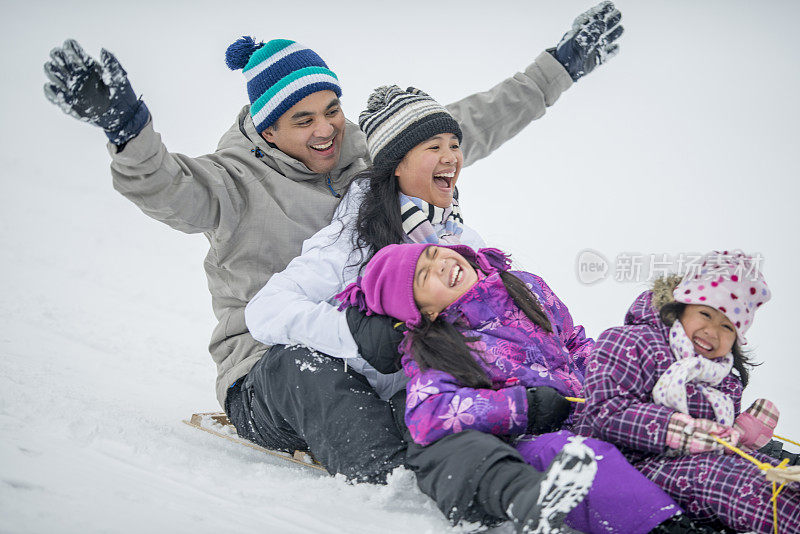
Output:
[359,86,462,168]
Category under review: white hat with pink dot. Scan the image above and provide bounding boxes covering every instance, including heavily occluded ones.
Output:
[672,250,771,345]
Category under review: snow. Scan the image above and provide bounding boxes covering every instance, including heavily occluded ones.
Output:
[2,0,799,532]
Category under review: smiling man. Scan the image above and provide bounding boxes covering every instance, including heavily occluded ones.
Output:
[44,4,624,529]
[262,91,344,173]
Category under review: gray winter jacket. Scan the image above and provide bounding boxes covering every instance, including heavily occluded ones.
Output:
[108,51,572,407]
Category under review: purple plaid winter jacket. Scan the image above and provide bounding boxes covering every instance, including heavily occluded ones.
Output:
[401,271,593,446]
[573,291,744,457]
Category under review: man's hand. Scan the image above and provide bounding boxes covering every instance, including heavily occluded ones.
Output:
[44,39,149,145]
[345,307,405,374]
[551,1,624,82]
[526,387,572,434]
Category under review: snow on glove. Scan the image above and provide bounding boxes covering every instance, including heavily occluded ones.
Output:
[734,398,779,451]
[665,412,739,455]
[526,387,572,434]
[43,39,149,145]
[551,1,624,82]
[345,306,405,374]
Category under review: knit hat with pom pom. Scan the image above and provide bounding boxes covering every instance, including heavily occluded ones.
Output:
[358,86,462,168]
[225,37,341,133]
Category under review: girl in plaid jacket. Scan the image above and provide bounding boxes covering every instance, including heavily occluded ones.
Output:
[336,242,722,534]
[575,251,799,533]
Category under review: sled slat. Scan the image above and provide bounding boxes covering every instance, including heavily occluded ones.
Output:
[183,412,326,472]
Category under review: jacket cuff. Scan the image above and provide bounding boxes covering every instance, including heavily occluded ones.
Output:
[107,116,158,164]
[524,51,573,107]
[338,309,362,360]
[506,385,529,435]
[105,99,151,146]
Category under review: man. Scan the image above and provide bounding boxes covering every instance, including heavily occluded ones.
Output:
[43,3,623,530]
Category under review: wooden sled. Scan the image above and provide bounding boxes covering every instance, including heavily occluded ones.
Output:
[183,412,327,472]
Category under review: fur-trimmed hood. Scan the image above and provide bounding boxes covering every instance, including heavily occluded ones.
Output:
[624,275,683,329]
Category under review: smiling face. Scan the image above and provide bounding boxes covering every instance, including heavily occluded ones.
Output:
[412,246,478,321]
[262,90,345,174]
[679,304,737,359]
[394,133,463,208]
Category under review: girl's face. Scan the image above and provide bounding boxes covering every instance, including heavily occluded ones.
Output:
[413,246,478,320]
[394,133,462,208]
[679,304,737,359]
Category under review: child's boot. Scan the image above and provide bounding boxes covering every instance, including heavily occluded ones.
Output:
[503,439,597,533]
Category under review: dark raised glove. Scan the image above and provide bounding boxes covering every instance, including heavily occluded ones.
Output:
[551,1,624,82]
[44,39,149,145]
[526,387,572,434]
[345,306,405,374]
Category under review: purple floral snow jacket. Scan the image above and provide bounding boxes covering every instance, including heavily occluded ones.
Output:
[573,291,743,458]
[402,271,593,446]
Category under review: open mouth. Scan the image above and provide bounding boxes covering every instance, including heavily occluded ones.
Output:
[310,138,335,154]
[692,336,714,354]
[433,170,455,190]
[449,264,463,287]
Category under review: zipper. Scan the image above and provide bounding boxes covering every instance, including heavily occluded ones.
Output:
[326,173,341,198]
[240,114,342,199]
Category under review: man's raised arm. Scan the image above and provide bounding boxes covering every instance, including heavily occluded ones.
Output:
[44,39,248,235]
[449,1,623,166]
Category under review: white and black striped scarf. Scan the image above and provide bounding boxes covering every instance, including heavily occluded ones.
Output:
[399,193,463,244]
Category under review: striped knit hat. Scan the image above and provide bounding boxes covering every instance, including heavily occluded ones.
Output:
[225,37,341,133]
[359,86,462,168]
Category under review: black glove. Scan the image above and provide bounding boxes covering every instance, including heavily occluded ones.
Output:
[43,39,150,145]
[551,1,624,82]
[345,306,405,374]
[526,387,572,434]
[758,439,800,466]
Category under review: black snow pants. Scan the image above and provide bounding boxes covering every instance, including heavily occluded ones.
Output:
[226,344,544,525]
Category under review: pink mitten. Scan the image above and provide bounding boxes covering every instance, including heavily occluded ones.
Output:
[665,413,727,454]
[734,399,779,450]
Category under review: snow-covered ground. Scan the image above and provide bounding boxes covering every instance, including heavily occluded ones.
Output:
[2,1,798,532]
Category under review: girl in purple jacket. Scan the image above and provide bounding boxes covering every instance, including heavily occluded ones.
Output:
[337,242,712,534]
[575,250,799,533]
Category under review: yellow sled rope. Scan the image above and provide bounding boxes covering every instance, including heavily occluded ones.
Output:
[564,396,798,533]
[711,435,800,534]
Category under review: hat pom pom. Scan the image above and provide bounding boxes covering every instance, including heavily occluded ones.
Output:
[366,85,397,112]
[225,36,263,70]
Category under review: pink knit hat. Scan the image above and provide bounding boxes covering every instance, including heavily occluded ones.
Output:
[673,250,770,345]
[335,244,512,327]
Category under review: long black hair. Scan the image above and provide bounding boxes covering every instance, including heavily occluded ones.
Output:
[348,154,553,387]
[407,258,553,388]
[659,302,759,388]
[347,155,408,273]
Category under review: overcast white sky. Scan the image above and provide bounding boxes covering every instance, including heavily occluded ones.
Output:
[1,1,799,531]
